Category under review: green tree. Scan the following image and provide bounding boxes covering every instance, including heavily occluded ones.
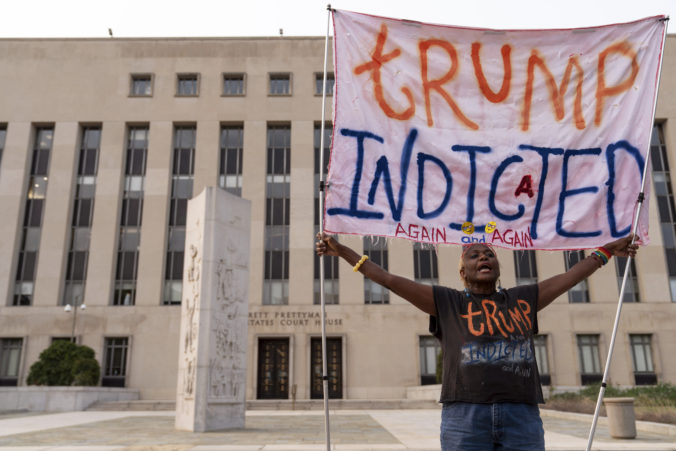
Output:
[26,340,100,386]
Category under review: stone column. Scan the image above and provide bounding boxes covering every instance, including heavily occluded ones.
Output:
[175,187,250,432]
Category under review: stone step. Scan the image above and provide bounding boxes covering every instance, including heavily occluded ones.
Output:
[87,400,176,411]
[247,399,440,410]
[88,398,440,411]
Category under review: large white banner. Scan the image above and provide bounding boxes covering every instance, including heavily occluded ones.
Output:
[324,10,666,250]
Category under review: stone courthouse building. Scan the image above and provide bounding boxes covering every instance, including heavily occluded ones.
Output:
[0,33,675,402]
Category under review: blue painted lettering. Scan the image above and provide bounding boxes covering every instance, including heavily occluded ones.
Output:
[557,148,602,237]
[327,128,644,242]
[605,140,645,237]
[490,155,526,221]
[461,235,486,244]
[366,129,418,221]
[518,145,564,239]
[461,338,534,365]
[417,152,452,219]
[449,145,491,230]
[327,129,385,219]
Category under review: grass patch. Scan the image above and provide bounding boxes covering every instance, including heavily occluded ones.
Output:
[544,383,676,424]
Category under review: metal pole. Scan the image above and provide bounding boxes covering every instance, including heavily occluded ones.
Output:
[586,17,669,451]
[318,5,333,451]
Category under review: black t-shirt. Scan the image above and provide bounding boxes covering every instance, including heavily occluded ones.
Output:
[429,285,544,405]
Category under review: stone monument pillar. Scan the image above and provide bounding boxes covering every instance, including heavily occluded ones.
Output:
[175,187,250,432]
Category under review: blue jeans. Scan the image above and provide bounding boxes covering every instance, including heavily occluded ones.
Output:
[441,402,544,451]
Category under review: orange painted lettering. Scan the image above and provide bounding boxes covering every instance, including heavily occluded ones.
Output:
[471,42,512,103]
[498,311,515,334]
[419,39,478,130]
[460,302,485,336]
[481,299,508,338]
[517,299,532,329]
[521,50,585,131]
[354,24,415,121]
[507,307,525,335]
[595,41,639,126]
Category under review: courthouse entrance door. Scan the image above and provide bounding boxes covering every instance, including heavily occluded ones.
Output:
[257,338,290,399]
[310,337,343,399]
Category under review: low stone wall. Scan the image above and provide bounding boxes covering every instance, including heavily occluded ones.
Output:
[0,387,140,412]
[406,384,441,401]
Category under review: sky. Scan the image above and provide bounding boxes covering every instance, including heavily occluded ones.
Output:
[1,0,674,38]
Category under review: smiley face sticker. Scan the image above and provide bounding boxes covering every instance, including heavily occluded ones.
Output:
[461,221,475,235]
[485,221,497,234]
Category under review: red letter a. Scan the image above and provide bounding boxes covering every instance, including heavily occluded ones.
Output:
[514,175,534,198]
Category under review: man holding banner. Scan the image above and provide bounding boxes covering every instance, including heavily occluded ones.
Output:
[316,233,637,449]
[317,8,666,451]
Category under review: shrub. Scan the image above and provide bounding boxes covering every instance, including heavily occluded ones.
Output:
[578,382,623,399]
[26,340,100,386]
[550,382,676,408]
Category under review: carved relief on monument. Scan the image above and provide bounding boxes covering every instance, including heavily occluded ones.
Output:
[209,258,247,400]
[175,188,250,431]
[208,359,243,400]
[182,243,201,397]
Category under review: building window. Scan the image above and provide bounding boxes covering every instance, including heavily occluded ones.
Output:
[564,250,589,303]
[113,126,148,306]
[223,73,245,96]
[163,126,195,305]
[130,74,152,97]
[63,126,100,307]
[269,73,291,95]
[314,124,338,304]
[651,124,676,302]
[314,253,338,305]
[315,72,335,96]
[13,127,53,306]
[0,338,23,386]
[514,250,538,286]
[364,238,389,304]
[414,243,438,285]
[263,125,290,305]
[577,334,602,385]
[176,73,199,96]
[419,336,440,385]
[615,256,640,302]
[102,337,128,387]
[630,334,657,385]
[219,125,243,196]
[313,123,332,225]
[0,125,6,170]
[533,335,551,385]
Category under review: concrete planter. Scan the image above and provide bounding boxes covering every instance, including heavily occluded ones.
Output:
[0,386,139,412]
[604,397,636,439]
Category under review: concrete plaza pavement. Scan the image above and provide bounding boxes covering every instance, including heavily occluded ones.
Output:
[0,408,675,450]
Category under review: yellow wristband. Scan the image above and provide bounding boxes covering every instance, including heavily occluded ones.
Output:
[353,255,369,272]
